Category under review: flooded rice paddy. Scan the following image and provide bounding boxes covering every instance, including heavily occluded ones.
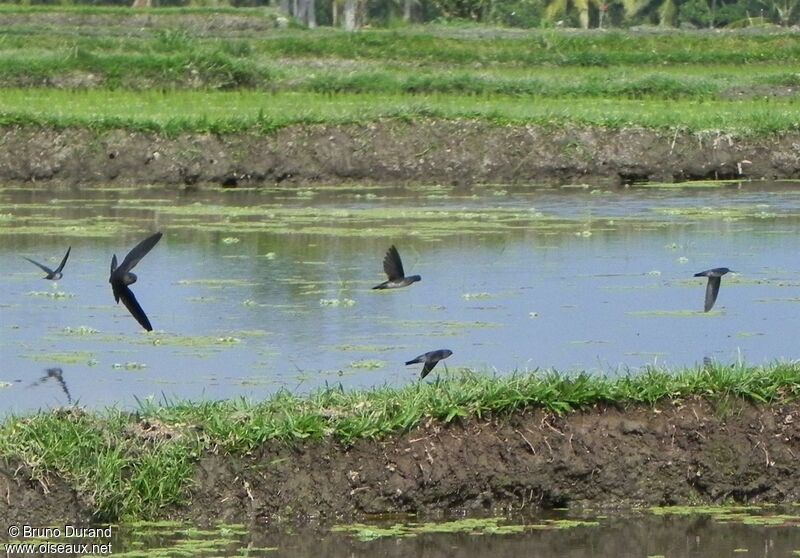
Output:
[37,506,800,557]
[2,181,800,414]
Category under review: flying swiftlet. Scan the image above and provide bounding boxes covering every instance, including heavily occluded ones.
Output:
[109,232,162,331]
[694,267,733,312]
[373,245,421,290]
[405,349,453,379]
[23,247,71,280]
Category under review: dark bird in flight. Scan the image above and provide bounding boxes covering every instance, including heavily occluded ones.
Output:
[405,349,453,379]
[372,245,421,289]
[30,367,72,404]
[23,247,71,280]
[694,267,733,312]
[110,232,162,331]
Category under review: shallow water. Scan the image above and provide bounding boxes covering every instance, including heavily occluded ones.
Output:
[41,507,800,557]
[2,181,800,413]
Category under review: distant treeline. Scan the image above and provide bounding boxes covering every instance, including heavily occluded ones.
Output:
[1,0,797,28]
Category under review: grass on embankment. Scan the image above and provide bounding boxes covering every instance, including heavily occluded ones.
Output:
[1,14,800,93]
[1,88,799,136]
[1,363,799,521]
[0,31,799,94]
[3,16,800,68]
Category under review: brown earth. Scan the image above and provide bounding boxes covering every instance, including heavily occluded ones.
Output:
[2,398,799,528]
[1,122,799,189]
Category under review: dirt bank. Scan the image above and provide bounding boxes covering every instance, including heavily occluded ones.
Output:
[2,398,799,527]
[2,122,799,188]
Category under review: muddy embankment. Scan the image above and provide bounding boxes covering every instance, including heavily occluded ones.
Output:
[2,122,800,188]
[2,398,800,526]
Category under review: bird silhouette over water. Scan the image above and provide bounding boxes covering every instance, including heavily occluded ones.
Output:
[30,367,72,404]
[694,267,733,312]
[373,245,421,289]
[110,232,162,331]
[405,349,453,379]
[23,247,71,280]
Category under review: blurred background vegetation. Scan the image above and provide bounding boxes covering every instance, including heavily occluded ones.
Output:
[1,0,796,30]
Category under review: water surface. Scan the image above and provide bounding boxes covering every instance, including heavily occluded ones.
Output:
[101,507,800,557]
[2,181,800,413]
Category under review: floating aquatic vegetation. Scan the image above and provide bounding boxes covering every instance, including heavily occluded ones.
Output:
[113,362,148,370]
[633,180,740,189]
[333,516,598,541]
[349,359,385,370]
[654,205,782,221]
[61,325,100,335]
[650,505,800,528]
[147,334,244,348]
[650,505,761,516]
[27,290,74,298]
[112,521,266,558]
[462,292,493,300]
[28,351,95,364]
[221,236,240,244]
[319,298,356,307]
[217,336,242,344]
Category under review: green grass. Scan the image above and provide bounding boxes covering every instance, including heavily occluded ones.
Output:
[0,27,796,94]
[1,363,799,521]
[0,5,280,16]
[6,24,779,68]
[0,12,798,133]
[1,88,798,135]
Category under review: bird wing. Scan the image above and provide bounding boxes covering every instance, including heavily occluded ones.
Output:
[405,353,426,365]
[118,284,153,331]
[118,232,162,273]
[109,255,123,302]
[420,360,436,379]
[704,276,721,312]
[54,246,71,273]
[383,245,405,281]
[23,257,54,275]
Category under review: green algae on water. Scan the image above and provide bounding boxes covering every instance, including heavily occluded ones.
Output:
[27,350,95,364]
[332,516,599,541]
[647,505,800,527]
[349,359,386,370]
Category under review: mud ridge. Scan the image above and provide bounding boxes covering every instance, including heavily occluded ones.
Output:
[2,122,799,188]
[2,398,800,526]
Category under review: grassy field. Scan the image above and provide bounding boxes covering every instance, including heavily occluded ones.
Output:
[1,89,797,135]
[2,363,799,520]
[0,8,799,134]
